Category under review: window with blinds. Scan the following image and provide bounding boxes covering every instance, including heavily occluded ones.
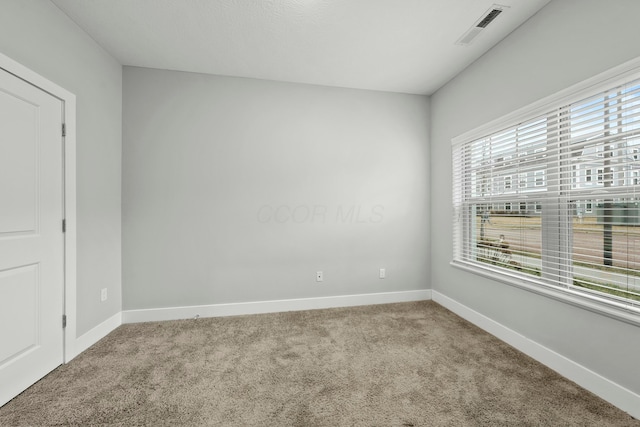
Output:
[452,70,640,315]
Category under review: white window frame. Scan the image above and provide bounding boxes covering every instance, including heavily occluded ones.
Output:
[518,173,527,189]
[451,57,640,326]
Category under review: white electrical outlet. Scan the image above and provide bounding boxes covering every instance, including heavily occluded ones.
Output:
[379,268,386,279]
[316,271,323,282]
[100,288,108,302]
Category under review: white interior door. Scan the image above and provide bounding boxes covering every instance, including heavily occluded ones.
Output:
[0,68,64,407]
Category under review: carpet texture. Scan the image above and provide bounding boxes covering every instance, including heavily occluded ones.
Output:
[0,301,637,426]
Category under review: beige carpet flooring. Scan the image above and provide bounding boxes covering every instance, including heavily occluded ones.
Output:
[0,301,638,426]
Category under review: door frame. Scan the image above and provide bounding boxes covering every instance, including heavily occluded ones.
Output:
[0,51,77,363]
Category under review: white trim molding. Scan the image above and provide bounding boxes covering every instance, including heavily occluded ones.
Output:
[123,290,432,323]
[69,312,122,360]
[0,52,78,364]
[432,290,640,420]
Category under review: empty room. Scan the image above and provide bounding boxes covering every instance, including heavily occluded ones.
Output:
[1,0,640,425]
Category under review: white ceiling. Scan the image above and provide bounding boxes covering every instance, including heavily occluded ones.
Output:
[51,0,550,95]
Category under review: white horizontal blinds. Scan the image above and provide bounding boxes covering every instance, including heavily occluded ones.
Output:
[564,78,640,305]
[452,74,640,309]
[453,114,549,277]
[452,143,466,262]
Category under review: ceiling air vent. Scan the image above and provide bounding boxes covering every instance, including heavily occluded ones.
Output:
[456,4,508,46]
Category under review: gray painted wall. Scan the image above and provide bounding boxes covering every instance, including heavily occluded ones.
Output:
[0,0,122,336]
[122,67,429,309]
[431,0,640,395]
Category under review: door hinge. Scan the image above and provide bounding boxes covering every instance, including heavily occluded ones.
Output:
[62,314,67,328]
[62,219,66,233]
[62,123,66,137]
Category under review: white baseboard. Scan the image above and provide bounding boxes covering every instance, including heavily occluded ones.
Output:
[432,290,640,420]
[66,311,122,361]
[122,289,431,324]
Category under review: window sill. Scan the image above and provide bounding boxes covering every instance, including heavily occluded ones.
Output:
[450,260,640,327]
